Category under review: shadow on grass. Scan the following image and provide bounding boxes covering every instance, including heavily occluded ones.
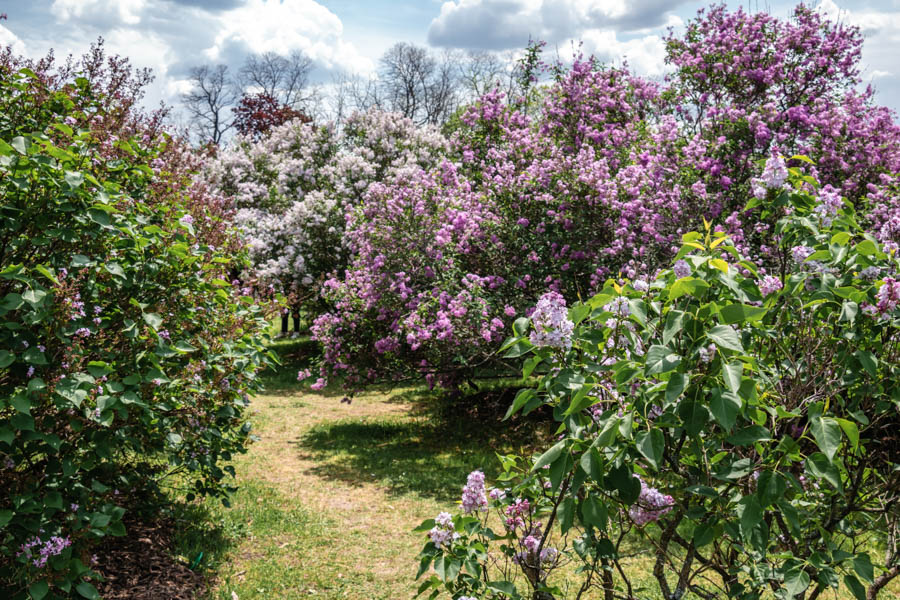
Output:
[294,395,552,501]
[259,336,320,393]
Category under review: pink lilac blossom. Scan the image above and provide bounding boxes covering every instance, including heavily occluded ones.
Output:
[876,278,900,314]
[760,156,789,190]
[759,275,783,296]
[308,4,900,389]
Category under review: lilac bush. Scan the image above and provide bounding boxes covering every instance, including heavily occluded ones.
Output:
[313,4,900,390]
[205,109,450,312]
[415,166,900,600]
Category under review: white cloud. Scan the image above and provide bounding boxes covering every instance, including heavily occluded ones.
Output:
[0,24,26,55]
[428,0,689,50]
[51,0,148,26]
[815,0,900,110]
[579,30,668,77]
[205,0,374,74]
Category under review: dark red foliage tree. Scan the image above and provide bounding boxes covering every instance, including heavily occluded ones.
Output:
[232,92,310,139]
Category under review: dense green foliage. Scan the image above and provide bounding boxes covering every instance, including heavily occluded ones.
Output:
[0,63,272,598]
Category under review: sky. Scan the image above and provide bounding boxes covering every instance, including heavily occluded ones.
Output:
[0,0,898,114]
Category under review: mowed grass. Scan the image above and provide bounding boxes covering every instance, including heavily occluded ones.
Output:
[166,338,899,600]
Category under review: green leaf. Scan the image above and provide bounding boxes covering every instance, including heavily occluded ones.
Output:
[852,553,874,584]
[855,240,878,256]
[665,372,688,403]
[843,574,866,600]
[635,429,664,470]
[737,496,762,539]
[64,170,84,188]
[807,452,842,490]
[726,425,771,446]
[678,400,709,436]
[608,464,640,504]
[854,350,877,378]
[581,496,607,530]
[142,312,163,330]
[719,303,768,324]
[0,350,14,368]
[505,388,537,420]
[839,301,858,323]
[0,509,13,527]
[11,136,28,155]
[532,440,565,472]
[29,581,49,600]
[783,568,810,597]
[174,340,197,353]
[645,345,681,375]
[669,277,710,300]
[722,362,743,394]
[708,325,743,352]
[756,471,786,507]
[662,310,685,345]
[486,581,518,596]
[837,418,859,451]
[76,582,100,600]
[810,416,842,462]
[22,289,47,306]
[104,262,125,279]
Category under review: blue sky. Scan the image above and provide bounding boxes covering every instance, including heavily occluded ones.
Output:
[1,0,898,113]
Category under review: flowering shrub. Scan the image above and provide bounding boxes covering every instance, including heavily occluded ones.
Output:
[312,5,900,390]
[0,56,272,597]
[205,109,450,313]
[415,165,900,599]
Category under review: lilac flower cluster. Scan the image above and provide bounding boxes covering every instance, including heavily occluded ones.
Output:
[461,470,488,514]
[759,275,783,296]
[17,535,71,568]
[428,511,458,549]
[628,476,674,526]
[876,277,900,315]
[529,291,574,350]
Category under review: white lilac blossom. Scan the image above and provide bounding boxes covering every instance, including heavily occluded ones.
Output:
[604,296,631,318]
[529,291,574,350]
[761,155,789,189]
[204,110,450,298]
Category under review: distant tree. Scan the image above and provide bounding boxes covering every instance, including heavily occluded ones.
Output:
[232,92,310,139]
[181,64,236,145]
[377,42,460,126]
[237,50,315,110]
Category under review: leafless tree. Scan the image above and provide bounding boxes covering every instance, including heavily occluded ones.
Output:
[237,50,315,110]
[377,42,460,126]
[181,64,237,146]
[457,49,522,102]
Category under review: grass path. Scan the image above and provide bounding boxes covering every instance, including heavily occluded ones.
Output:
[178,374,543,600]
[171,343,898,600]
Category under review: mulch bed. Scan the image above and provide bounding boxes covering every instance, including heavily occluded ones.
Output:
[92,518,209,600]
